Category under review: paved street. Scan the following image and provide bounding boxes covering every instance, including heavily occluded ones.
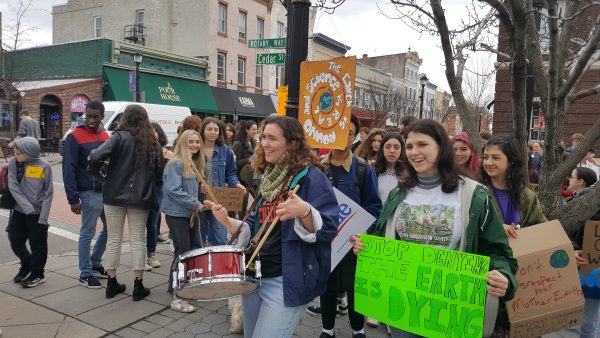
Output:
[0,154,585,337]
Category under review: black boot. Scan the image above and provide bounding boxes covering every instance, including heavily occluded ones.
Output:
[106,276,126,299]
[132,278,150,301]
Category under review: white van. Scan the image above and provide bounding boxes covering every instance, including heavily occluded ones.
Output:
[60,101,191,154]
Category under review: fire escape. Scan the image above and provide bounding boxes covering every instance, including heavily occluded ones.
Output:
[124,24,146,45]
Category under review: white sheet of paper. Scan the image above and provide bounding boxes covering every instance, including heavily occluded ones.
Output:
[331,187,376,271]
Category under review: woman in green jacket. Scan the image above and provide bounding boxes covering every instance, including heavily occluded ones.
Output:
[481,136,547,238]
[351,120,517,338]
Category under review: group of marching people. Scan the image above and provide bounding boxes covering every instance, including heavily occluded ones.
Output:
[6,99,600,338]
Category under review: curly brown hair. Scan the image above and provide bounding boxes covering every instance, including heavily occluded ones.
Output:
[253,116,319,175]
[356,128,385,162]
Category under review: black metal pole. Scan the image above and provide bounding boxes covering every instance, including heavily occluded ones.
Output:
[285,0,311,118]
[135,64,140,102]
[419,84,425,119]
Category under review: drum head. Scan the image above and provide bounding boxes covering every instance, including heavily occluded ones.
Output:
[176,279,258,301]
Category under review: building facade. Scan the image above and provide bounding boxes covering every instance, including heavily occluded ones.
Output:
[52,0,274,95]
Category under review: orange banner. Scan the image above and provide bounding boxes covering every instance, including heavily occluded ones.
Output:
[299,56,356,150]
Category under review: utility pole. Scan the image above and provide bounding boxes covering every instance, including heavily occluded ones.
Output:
[284,0,311,119]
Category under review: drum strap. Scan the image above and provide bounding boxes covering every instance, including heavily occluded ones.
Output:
[227,194,261,245]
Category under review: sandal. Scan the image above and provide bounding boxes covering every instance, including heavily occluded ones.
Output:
[170,298,196,313]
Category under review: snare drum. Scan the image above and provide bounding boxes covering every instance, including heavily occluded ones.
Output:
[175,245,259,301]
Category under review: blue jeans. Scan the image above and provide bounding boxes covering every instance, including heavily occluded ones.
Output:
[146,187,163,256]
[579,297,600,338]
[200,211,228,245]
[242,276,304,338]
[79,190,107,277]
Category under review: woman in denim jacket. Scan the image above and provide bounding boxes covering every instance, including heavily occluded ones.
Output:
[162,129,205,313]
[199,117,245,245]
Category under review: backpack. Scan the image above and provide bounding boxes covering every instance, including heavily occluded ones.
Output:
[329,156,368,188]
[0,163,15,209]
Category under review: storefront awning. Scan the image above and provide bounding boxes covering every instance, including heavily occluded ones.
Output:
[103,66,218,114]
[211,87,277,118]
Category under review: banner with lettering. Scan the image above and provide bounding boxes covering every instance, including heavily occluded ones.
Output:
[298,56,356,150]
[355,235,490,338]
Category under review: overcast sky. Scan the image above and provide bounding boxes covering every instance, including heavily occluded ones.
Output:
[1,0,498,93]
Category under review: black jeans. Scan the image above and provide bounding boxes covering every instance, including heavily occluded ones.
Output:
[166,214,200,294]
[7,210,48,278]
[321,252,364,331]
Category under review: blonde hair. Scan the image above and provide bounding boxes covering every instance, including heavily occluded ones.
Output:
[168,129,205,182]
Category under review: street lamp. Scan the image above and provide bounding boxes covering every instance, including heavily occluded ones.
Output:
[133,51,143,102]
[419,74,428,119]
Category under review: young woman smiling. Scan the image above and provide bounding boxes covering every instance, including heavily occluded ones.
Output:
[452,132,481,181]
[199,117,244,246]
[350,119,517,338]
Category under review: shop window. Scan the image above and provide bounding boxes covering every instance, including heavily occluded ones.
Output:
[257,18,264,39]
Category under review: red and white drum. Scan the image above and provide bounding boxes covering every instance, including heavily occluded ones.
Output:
[175,245,259,301]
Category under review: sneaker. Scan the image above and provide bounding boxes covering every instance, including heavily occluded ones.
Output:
[157,235,171,244]
[169,242,175,253]
[91,266,109,279]
[147,256,161,268]
[170,298,196,313]
[21,276,46,288]
[79,275,102,289]
[319,332,335,338]
[337,296,348,315]
[145,263,153,271]
[13,270,29,284]
[306,304,322,316]
[366,317,379,328]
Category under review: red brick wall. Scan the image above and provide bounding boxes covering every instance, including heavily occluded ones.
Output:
[20,79,103,140]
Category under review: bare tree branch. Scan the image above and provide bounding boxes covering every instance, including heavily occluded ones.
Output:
[569,84,600,103]
[478,0,515,34]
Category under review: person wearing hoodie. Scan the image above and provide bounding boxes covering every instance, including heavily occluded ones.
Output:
[62,101,110,289]
[7,137,53,288]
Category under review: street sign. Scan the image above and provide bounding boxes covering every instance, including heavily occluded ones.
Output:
[248,38,286,49]
[257,53,285,65]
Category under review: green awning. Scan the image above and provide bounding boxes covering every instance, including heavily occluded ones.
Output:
[103,66,218,113]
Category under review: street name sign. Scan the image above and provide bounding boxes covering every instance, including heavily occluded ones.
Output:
[257,53,286,65]
[248,38,286,49]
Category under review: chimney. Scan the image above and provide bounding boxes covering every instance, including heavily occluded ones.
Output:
[362,53,368,59]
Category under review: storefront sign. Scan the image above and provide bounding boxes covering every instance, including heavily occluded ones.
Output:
[355,235,489,338]
[158,82,181,102]
[239,97,255,108]
[299,56,356,149]
[70,94,90,113]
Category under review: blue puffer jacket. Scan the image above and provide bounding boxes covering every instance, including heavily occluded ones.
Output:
[244,166,339,307]
[161,159,202,217]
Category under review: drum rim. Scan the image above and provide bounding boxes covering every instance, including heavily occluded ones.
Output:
[179,245,244,260]
[175,276,260,301]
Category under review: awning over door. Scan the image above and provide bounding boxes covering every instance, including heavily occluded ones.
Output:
[211,87,276,118]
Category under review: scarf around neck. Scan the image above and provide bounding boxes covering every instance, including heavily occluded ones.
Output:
[261,161,291,202]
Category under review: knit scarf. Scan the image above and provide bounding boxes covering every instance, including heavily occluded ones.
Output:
[261,161,291,202]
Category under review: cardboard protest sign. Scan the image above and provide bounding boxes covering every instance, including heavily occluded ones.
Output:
[330,187,376,271]
[298,56,356,150]
[207,187,245,212]
[507,220,584,338]
[355,234,490,338]
[582,220,600,275]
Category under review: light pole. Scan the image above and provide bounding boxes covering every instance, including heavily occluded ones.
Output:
[284,0,311,118]
[133,51,143,102]
[419,74,428,119]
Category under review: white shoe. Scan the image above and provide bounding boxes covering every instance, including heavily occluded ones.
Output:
[171,298,195,313]
[147,256,161,268]
[144,263,153,272]
[169,242,175,253]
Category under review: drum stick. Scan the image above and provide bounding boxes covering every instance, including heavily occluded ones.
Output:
[245,184,301,270]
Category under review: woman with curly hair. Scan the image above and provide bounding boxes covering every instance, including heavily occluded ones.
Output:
[89,104,163,302]
[225,123,236,146]
[204,116,339,338]
[355,128,385,165]
[232,120,258,184]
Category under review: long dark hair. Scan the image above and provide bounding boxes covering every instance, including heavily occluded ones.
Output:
[400,119,460,193]
[356,128,385,161]
[235,120,257,145]
[151,122,168,147]
[254,116,319,175]
[481,136,526,204]
[374,132,406,176]
[199,117,225,146]
[118,105,160,169]
[225,123,236,145]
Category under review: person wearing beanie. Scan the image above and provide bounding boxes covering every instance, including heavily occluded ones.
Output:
[7,137,54,288]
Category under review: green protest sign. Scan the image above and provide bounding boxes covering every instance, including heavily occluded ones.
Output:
[355,235,490,338]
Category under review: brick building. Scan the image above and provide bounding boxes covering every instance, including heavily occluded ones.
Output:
[493,3,600,147]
